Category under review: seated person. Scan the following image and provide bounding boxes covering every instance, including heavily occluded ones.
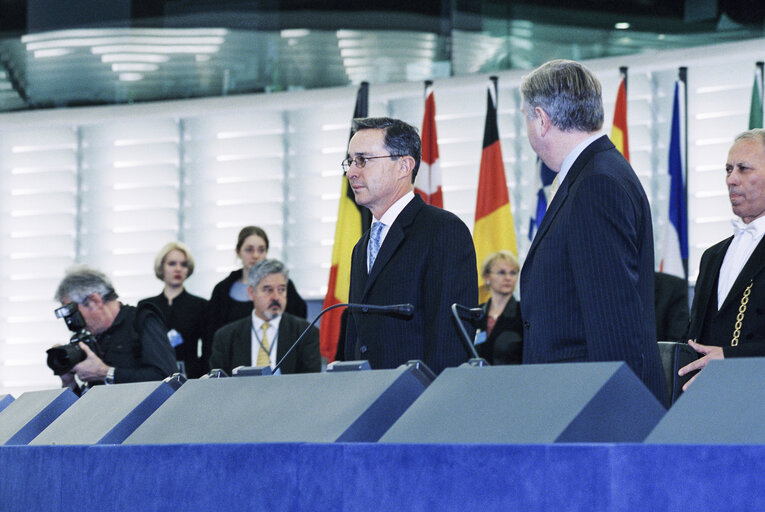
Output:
[474,251,523,365]
[209,259,320,375]
[53,265,177,391]
[654,271,689,341]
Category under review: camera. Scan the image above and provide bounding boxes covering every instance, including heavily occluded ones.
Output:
[46,302,103,375]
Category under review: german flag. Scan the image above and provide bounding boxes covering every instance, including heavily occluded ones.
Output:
[473,77,518,303]
[320,82,371,361]
[611,74,630,161]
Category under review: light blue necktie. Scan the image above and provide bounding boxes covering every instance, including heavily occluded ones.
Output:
[368,222,386,272]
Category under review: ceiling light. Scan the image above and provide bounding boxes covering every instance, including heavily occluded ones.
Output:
[118,73,144,82]
[615,22,630,30]
[111,63,159,72]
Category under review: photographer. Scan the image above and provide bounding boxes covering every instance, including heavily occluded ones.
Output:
[53,265,177,390]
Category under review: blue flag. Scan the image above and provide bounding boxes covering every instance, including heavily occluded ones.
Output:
[660,80,688,279]
[528,158,556,240]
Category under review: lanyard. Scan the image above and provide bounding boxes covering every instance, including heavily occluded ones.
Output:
[251,322,278,359]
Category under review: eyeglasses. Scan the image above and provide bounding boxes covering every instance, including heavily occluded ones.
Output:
[341,154,404,173]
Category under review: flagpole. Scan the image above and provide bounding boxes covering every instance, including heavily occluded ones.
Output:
[619,66,628,93]
[757,61,764,124]
[679,66,689,278]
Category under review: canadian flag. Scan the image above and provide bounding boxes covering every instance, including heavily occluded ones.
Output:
[415,81,443,208]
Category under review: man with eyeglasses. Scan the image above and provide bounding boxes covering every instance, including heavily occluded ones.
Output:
[53,265,177,392]
[342,117,477,375]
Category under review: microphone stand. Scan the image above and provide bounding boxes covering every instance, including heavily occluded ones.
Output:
[272,303,347,374]
[272,302,414,374]
[450,303,489,366]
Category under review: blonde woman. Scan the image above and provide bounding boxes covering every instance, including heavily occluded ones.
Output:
[474,250,523,365]
[138,241,209,378]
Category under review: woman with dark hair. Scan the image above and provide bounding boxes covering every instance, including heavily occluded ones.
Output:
[207,226,307,342]
[138,241,210,378]
[474,250,523,365]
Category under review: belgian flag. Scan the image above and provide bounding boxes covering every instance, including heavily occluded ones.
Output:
[320,82,371,361]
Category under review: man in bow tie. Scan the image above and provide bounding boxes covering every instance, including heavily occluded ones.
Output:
[679,129,765,388]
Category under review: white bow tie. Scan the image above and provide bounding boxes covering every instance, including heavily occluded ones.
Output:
[732,219,757,237]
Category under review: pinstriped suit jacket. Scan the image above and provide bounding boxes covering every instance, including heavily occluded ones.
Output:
[344,194,478,375]
[520,135,667,406]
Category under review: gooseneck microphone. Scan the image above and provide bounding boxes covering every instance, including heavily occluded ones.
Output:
[271,302,414,374]
[450,303,488,363]
[346,303,414,316]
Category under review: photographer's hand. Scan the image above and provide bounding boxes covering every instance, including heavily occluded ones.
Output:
[72,342,110,382]
[60,370,77,391]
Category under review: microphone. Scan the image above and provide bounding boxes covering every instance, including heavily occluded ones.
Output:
[450,303,489,365]
[346,303,414,316]
[271,302,414,374]
[452,304,485,325]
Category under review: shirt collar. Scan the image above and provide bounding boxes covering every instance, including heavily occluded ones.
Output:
[557,132,604,186]
[252,311,282,330]
[376,190,415,227]
[732,214,765,239]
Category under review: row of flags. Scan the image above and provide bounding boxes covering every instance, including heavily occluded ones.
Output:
[320,64,765,359]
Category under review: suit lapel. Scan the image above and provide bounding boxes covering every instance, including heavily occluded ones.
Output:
[234,318,254,367]
[720,235,765,310]
[361,195,424,299]
[275,314,295,372]
[693,239,730,328]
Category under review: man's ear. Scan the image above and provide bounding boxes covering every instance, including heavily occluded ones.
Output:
[246,286,256,302]
[535,107,552,136]
[398,155,415,181]
[85,293,103,308]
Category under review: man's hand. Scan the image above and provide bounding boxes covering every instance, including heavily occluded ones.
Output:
[71,342,110,382]
[678,339,724,391]
[60,370,77,390]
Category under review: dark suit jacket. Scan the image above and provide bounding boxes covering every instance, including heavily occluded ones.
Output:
[654,272,689,342]
[209,312,321,375]
[520,135,667,406]
[138,290,211,378]
[344,194,478,375]
[475,298,523,365]
[688,235,765,357]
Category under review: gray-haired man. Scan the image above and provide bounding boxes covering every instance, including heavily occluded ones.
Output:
[54,265,177,390]
[209,259,321,375]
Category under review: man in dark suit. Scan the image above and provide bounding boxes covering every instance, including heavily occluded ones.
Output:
[519,60,667,405]
[209,259,320,375]
[679,129,765,389]
[654,271,689,341]
[343,117,477,375]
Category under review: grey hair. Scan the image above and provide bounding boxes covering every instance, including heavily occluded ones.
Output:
[247,258,289,289]
[54,264,118,304]
[734,128,765,147]
[520,59,604,133]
